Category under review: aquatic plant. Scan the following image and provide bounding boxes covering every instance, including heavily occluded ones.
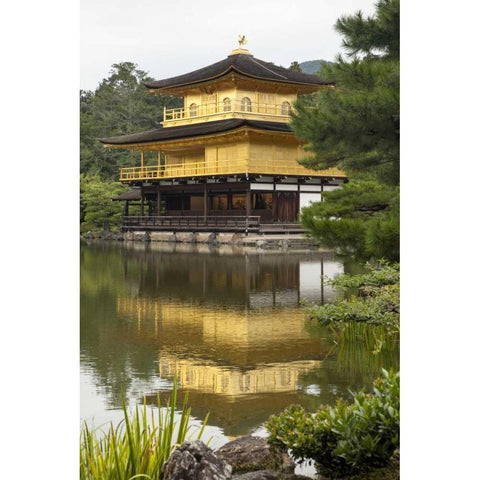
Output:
[266,369,399,479]
[80,382,209,480]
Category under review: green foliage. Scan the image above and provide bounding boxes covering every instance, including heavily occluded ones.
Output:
[308,283,399,327]
[293,1,400,259]
[80,174,127,233]
[307,262,399,329]
[336,0,400,59]
[80,62,182,181]
[301,182,399,261]
[293,57,399,185]
[298,59,334,75]
[266,369,399,478]
[289,61,302,72]
[328,261,399,290]
[80,382,209,480]
[334,324,399,376]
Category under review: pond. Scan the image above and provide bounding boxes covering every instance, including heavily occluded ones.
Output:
[80,241,399,450]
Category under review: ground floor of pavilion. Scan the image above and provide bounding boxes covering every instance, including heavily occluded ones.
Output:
[114,174,346,233]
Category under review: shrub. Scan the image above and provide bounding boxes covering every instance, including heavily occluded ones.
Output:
[266,369,399,478]
[307,262,400,331]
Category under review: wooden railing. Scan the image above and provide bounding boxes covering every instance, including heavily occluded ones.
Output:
[119,157,345,181]
[163,99,291,122]
[122,215,261,232]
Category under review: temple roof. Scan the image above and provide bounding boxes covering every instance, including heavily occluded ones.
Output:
[143,53,333,91]
[99,119,293,146]
[112,188,141,201]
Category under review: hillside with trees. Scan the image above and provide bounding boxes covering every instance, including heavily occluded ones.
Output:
[299,59,334,74]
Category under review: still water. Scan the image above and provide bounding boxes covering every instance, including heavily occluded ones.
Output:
[80,241,398,448]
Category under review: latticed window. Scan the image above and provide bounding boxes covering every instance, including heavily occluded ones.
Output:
[189,103,198,116]
[281,101,291,115]
[223,97,231,112]
[241,97,252,112]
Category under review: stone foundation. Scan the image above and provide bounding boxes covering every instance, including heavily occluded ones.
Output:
[81,230,319,250]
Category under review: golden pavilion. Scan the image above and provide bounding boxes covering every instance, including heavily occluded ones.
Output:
[99,41,346,233]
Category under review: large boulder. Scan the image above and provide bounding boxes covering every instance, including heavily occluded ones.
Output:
[216,436,294,475]
[161,440,232,480]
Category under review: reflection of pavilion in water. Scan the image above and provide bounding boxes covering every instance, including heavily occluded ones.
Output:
[158,355,322,396]
[115,251,344,435]
[127,249,342,308]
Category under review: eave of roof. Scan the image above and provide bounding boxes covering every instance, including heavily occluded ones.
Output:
[112,189,142,201]
[143,53,334,91]
[98,119,293,146]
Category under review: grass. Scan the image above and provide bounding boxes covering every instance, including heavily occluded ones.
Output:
[80,381,209,480]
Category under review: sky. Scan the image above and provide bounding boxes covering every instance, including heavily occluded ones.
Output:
[80,0,376,91]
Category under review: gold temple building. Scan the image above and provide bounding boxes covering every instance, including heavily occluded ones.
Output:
[100,42,346,232]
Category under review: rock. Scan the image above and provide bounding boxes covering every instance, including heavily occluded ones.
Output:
[176,232,197,243]
[161,440,232,480]
[216,436,294,475]
[196,232,217,244]
[150,231,176,242]
[232,471,278,480]
[232,471,311,480]
[217,233,240,244]
[124,231,135,241]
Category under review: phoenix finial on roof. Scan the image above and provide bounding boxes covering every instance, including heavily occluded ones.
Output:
[238,35,247,47]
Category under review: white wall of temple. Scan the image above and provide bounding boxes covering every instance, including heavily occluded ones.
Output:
[299,192,321,209]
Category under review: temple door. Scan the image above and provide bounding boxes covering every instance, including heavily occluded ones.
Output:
[277,192,298,222]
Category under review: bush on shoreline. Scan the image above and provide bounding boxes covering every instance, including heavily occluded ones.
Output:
[266,369,399,479]
[307,262,399,331]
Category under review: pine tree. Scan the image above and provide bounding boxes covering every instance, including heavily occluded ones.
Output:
[295,0,400,260]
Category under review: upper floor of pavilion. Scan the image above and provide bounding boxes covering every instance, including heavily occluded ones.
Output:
[144,45,333,127]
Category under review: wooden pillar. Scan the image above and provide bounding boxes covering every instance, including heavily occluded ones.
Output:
[123,201,129,217]
[272,182,277,222]
[203,183,208,221]
[140,151,145,168]
[157,186,161,216]
[296,183,301,220]
[246,187,251,217]
[140,187,145,216]
[227,189,233,211]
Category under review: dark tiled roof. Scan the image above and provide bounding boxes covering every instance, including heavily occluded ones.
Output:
[99,119,293,146]
[143,53,333,90]
[112,189,141,201]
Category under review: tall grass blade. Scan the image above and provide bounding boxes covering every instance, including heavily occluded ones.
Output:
[80,378,209,480]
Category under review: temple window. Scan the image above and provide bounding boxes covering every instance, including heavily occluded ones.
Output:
[281,101,292,115]
[253,193,273,210]
[189,103,198,116]
[223,97,231,112]
[232,194,246,210]
[212,195,228,210]
[241,97,252,112]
